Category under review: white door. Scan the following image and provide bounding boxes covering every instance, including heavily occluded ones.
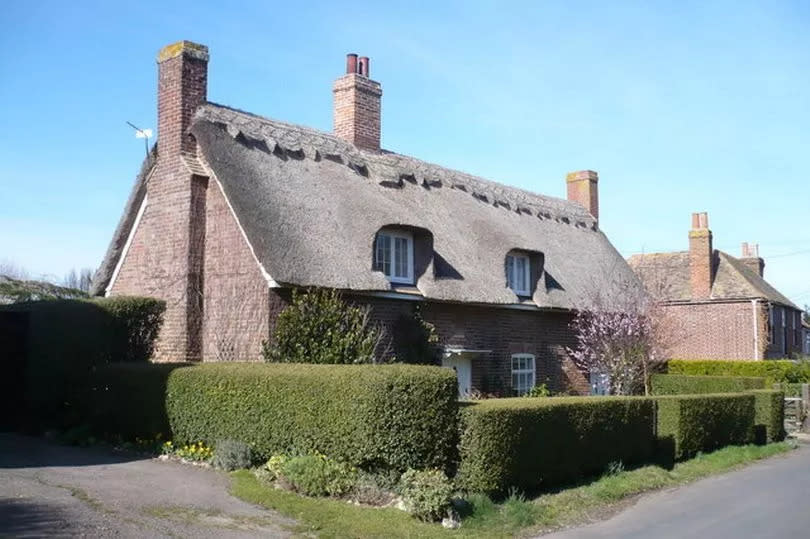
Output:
[442,355,472,398]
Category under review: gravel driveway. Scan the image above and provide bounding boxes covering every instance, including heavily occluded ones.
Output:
[0,434,294,538]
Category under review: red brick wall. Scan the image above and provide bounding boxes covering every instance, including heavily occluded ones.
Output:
[352,296,589,395]
[662,301,764,360]
[107,42,209,362]
[200,179,270,361]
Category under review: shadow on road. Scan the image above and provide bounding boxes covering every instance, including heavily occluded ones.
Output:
[0,433,147,469]
[0,497,77,536]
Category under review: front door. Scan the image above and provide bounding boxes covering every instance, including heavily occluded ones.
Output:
[442,355,472,398]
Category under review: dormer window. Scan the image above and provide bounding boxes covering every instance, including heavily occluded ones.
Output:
[374,230,413,284]
[506,253,531,296]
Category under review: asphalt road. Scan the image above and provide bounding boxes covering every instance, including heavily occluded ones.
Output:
[0,434,293,538]
[544,441,810,539]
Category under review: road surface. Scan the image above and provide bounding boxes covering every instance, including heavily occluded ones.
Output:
[544,441,810,538]
[0,434,293,538]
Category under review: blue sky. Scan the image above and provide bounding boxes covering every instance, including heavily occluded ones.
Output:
[1,1,808,307]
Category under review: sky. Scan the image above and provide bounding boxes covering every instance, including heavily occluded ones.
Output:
[0,1,808,307]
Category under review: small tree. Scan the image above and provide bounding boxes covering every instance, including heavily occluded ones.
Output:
[567,271,673,396]
[391,306,440,365]
[262,288,384,364]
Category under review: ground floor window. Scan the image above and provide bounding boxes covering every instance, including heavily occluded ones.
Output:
[511,353,535,395]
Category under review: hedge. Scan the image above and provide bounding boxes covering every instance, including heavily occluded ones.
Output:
[752,389,785,444]
[0,297,165,429]
[667,359,810,384]
[654,393,755,460]
[650,374,766,395]
[455,397,657,494]
[77,363,192,440]
[165,363,458,472]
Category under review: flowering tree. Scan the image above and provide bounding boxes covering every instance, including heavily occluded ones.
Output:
[567,272,674,396]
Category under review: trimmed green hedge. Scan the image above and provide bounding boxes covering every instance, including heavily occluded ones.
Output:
[165,363,458,472]
[668,359,810,384]
[654,393,755,460]
[78,363,192,440]
[651,374,766,395]
[456,397,657,494]
[752,390,785,444]
[0,297,165,429]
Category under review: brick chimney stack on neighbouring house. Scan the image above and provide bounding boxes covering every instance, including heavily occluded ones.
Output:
[157,40,209,156]
[740,242,765,278]
[689,212,713,299]
[333,53,382,151]
[566,170,599,221]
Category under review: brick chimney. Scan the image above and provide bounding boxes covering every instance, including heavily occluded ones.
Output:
[566,170,599,221]
[740,242,765,278]
[333,53,382,151]
[157,40,209,156]
[689,212,713,299]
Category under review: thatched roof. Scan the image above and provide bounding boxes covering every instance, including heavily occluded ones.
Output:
[627,250,798,308]
[94,102,642,309]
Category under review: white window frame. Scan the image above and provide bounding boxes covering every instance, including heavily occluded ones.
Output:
[506,254,531,296]
[511,353,536,396]
[374,230,414,285]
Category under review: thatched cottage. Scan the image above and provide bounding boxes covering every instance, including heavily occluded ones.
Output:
[92,41,642,396]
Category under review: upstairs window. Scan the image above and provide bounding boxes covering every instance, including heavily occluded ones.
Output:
[511,354,536,396]
[506,254,531,296]
[374,230,413,284]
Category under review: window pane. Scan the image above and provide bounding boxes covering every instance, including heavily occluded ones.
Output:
[515,257,526,291]
[376,235,391,276]
[394,237,408,278]
[506,256,514,288]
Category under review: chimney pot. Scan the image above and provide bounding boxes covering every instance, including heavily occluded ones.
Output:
[346,53,358,74]
[359,56,370,77]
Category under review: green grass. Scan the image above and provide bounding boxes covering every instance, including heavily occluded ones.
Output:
[230,442,795,538]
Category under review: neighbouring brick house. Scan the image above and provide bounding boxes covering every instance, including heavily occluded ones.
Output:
[628,212,804,360]
[91,41,643,396]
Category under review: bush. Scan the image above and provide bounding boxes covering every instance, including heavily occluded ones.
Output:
[0,297,165,430]
[399,468,454,521]
[279,453,357,497]
[166,363,458,473]
[752,390,785,444]
[650,374,766,395]
[261,288,382,364]
[391,306,440,365]
[211,440,255,471]
[667,359,810,384]
[456,397,657,494]
[654,393,755,461]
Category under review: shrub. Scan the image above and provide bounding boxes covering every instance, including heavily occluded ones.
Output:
[266,454,289,479]
[667,359,810,384]
[456,397,657,494]
[1,297,165,430]
[752,390,785,444]
[391,306,440,365]
[165,363,458,472]
[261,288,382,364]
[399,468,454,521]
[211,440,255,471]
[654,393,755,461]
[280,453,357,497]
[650,374,766,395]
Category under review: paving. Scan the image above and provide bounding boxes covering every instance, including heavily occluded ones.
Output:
[543,441,810,539]
[0,434,294,538]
